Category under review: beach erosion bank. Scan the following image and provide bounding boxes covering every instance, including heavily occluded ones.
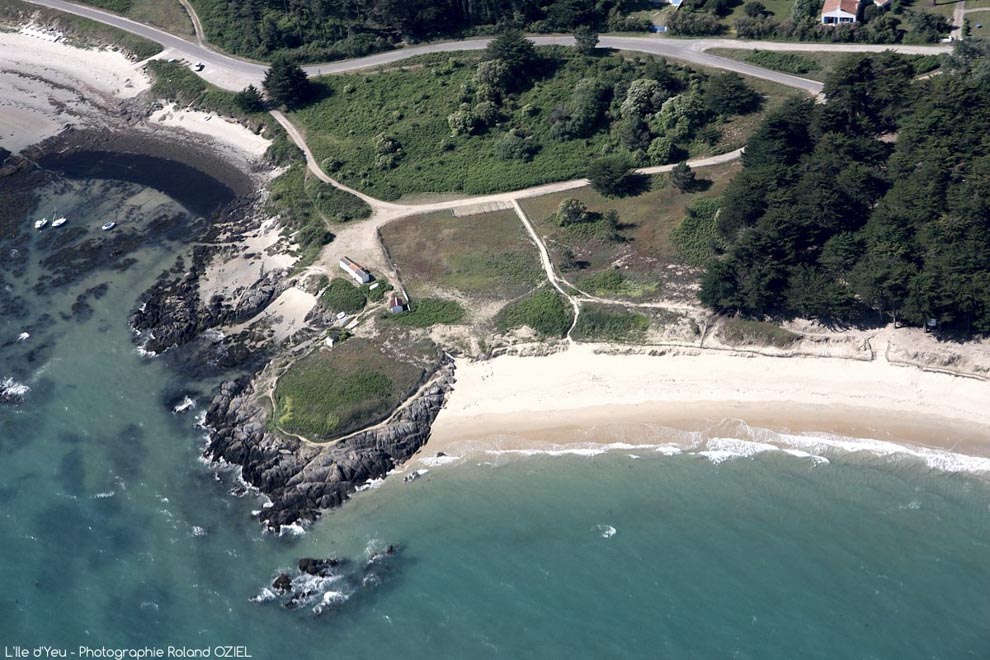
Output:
[425,342,990,472]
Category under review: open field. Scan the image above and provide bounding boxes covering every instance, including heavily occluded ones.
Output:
[519,161,740,302]
[291,47,795,200]
[380,208,543,304]
[273,337,430,441]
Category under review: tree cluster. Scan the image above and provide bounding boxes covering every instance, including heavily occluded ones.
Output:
[699,49,990,335]
[190,0,650,62]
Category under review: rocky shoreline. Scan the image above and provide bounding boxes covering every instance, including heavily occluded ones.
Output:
[203,358,456,532]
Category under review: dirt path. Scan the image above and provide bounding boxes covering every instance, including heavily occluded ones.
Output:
[176,0,205,46]
[953,1,967,40]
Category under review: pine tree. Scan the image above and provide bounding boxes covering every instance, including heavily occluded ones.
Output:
[263,56,312,109]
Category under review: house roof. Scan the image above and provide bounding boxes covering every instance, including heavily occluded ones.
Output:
[821,0,858,14]
[340,256,369,273]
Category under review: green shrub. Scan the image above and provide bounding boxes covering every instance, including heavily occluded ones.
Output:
[312,183,372,223]
[266,166,334,267]
[572,306,649,342]
[385,298,465,327]
[671,197,728,267]
[743,50,821,76]
[579,270,626,294]
[319,278,367,313]
[719,319,800,348]
[365,281,393,303]
[494,288,573,337]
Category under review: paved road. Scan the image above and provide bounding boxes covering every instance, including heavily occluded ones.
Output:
[23,0,951,95]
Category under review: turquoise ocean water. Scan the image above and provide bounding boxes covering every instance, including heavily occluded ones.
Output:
[2,171,989,659]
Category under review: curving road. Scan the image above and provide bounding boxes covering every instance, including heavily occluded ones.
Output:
[23,0,950,95]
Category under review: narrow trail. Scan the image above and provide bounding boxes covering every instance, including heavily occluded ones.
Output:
[511,200,582,343]
[176,0,205,46]
[953,1,967,41]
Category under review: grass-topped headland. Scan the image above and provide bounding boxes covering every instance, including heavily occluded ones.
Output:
[273,337,435,441]
[291,39,792,200]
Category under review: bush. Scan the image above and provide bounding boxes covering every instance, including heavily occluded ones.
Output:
[587,155,633,197]
[495,130,539,161]
[666,11,725,36]
[671,198,728,266]
[385,298,465,327]
[718,319,799,348]
[495,289,573,337]
[572,306,650,342]
[742,50,821,75]
[320,278,367,313]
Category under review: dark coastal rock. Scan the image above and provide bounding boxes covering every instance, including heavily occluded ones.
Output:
[298,557,345,576]
[271,573,292,593]
[203,359,456,532]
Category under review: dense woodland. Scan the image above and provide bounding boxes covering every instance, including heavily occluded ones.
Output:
[186,0,649,61]
[699,42,990,336]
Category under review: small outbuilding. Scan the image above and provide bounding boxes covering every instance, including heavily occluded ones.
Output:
[388,296,407,314]
[339,256,372,284]
[821,0,859,24]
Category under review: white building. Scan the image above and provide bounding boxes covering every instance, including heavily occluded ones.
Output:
[339,256,372,284]
[821,0,859,24]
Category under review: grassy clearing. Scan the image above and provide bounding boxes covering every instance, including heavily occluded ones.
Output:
[319,278,366,314]
[717,318,800,348]
[572,304,650,343]
[520,161,740,302]
[292,48,794,200]
[494,288,573,337]
[383,298,466,328]
[74,0,194,37]
[379,208,542,302]
[273,338,428,440]
[0,0,162,58]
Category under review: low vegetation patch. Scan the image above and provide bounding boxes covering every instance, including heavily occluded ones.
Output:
[319,278,367,314]
[266,166,334,268]
[384,298,465,328]
[572,305,650,343]
[578,269,658,299]
[671,197,728,267]
[494,288,573,337]
[718,319,800,349]
[273,338,427,440]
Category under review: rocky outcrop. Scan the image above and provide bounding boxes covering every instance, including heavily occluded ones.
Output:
[203,358,455,531]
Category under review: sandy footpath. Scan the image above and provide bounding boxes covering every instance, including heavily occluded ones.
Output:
[426,343,990,465]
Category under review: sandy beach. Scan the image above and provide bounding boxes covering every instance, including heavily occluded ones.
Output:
[425,342,990,469]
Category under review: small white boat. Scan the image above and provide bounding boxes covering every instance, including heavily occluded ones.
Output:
[52,216,67,227]
[34,217,48,230]
[101,221,116,231]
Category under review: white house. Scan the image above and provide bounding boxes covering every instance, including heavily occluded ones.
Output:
[339,256,372,284]
[821,0,859,24]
